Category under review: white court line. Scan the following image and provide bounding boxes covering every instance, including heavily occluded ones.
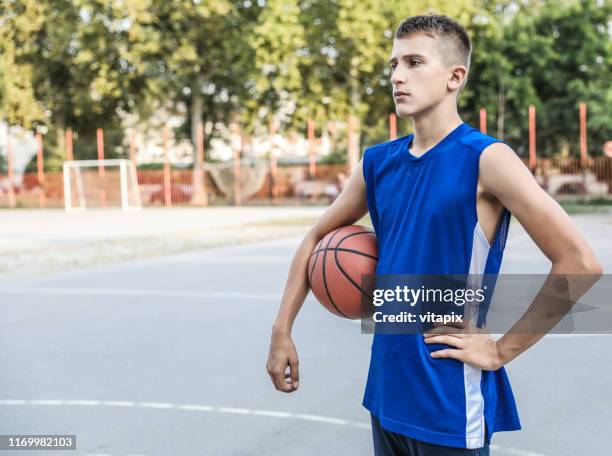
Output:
[29,399,63,405]
[0,399,25,405]
[349,318,611,337]
[6,285,607,337]
[217,406,251,414]
[177,404,213,412]
[137,402,173,409]
[0,398,368,430]
[65,399,101,406]
[251,410,291,418]
[0,398,549,456]
[103,400,135,407]
[293,413,348,425]
[1,286,604,336]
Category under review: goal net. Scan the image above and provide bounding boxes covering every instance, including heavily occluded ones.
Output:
[206,157,268,201]
[63,159,142,212]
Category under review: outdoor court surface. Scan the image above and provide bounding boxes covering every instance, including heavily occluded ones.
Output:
[0,211,610,455]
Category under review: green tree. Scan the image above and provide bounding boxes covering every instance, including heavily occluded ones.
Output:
[245,0,306,134]
[464,0,610,157]
[0,0,45,128]
[534,0,611,156]
[5,0,153,170]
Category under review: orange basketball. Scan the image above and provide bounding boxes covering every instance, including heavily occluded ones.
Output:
[308,225,378,319]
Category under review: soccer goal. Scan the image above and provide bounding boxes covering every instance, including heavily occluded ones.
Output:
[206,157,268,202]
[63,159,142,212]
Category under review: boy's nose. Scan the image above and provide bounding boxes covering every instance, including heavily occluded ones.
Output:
[391,70,406,85]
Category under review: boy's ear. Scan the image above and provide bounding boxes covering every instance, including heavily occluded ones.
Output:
[448,66,468,92]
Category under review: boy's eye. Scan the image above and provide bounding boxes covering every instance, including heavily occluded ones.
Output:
[389,59,422,70]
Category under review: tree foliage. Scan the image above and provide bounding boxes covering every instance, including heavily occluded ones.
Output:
[1,0,609,168]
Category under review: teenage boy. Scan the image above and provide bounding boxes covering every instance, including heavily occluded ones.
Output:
[266,14,602,456]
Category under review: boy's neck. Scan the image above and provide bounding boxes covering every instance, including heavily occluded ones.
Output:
[409,106,463,156]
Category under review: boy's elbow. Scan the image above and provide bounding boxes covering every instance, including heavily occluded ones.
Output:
[588,257,604,276]
[554,249,603,277]
[303,227,322,245]
[577,252,603,276]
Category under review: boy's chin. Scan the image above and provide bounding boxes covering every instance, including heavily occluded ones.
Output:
[395,102,430,118]
[395,106,418,118]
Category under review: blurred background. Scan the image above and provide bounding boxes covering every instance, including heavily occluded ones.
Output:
[0,0,610,209]
[0,1,611,455]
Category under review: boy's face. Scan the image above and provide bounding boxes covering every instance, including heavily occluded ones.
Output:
[389,33,462,118]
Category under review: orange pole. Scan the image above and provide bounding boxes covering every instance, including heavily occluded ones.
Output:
[270,153,278,201]
[96,128,106,207]
[479,108,487,134]
[196,121,208,206]
[307,119,316,179]
[234,140,241,206]
[528,105,536,172]
[389,113,397,140]
[129,128,138,205]
[6,126,15,208]
[36,132,45,208]
[66,128,74,161]
[268,118,278,201]
[348,115,359,172]
[579,102,587,167]
[163,125,171,207]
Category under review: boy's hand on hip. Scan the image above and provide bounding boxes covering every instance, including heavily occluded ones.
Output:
[423,323,503,371]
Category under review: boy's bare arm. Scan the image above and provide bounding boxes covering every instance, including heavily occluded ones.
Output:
[425,142,603,369]
[266,158,369,392]
[479,143,602,276]
[479,142,603,363]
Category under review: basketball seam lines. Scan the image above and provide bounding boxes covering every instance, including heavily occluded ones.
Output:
[310,230,378,259]
[322,227,349,318]
[334,232,376,304]
[309,230,372,258]
[312,247,377,261]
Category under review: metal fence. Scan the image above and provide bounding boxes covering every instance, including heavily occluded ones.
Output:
[0,163,349,208]
[520,156,612,201]
[1,157,610,209]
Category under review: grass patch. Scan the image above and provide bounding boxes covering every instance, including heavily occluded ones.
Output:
[559,200,612,214]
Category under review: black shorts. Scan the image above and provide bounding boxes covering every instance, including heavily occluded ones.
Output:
[371,413,490,456]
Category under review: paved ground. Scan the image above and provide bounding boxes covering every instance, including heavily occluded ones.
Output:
[0,207,330,252]
[0,207,327,278]
[0,210,610,455]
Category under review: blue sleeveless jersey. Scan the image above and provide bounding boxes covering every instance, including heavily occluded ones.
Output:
[361,122,521,449]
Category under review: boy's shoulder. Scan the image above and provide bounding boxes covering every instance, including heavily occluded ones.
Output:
[456,125,508,154]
